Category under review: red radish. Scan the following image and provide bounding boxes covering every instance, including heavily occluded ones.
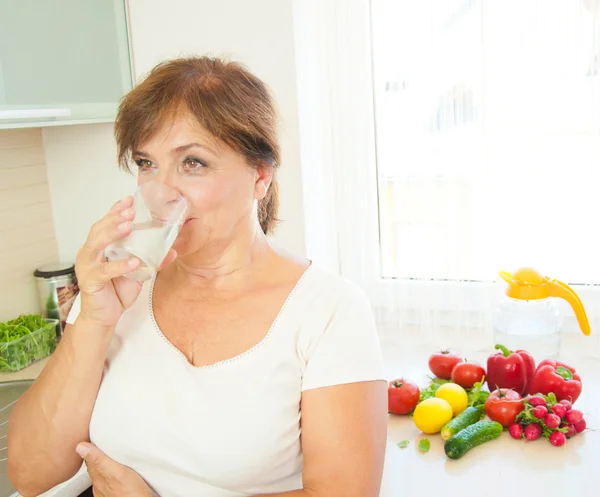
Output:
[528,396,547,407]
[509,423,524,439]
[545,413,561,429]
[566,409,583,424]
[559,400,573,411]
[533,405,548,419]
[549,431,567,447]
[566,424,577,438]
[552,403,567,418]
[574,419,587,433]
[524,423,542,441]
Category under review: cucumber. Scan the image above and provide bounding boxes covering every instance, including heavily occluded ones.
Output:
[440,406,484,441]
[444,420,503,460]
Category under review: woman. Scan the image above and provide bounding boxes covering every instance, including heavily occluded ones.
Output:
[8,57,387,497]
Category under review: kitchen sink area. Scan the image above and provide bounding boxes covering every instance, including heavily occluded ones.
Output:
[0,360,92,497]
[0,380,32,497]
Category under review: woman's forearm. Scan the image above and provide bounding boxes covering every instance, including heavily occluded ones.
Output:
[7,317,113,497]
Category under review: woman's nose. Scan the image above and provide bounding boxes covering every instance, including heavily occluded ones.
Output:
[140,179,185,218]
[152,171,182,198]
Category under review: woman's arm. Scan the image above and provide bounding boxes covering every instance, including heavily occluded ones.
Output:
[255,380,388,497]
[7,318,113,497]
[8,196,146,497]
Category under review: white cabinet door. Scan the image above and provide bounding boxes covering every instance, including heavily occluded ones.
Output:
[0,0,133,129]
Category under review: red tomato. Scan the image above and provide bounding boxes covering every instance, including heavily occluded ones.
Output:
[387,378,420,415]
[428,350,462,379]
[451,361,486,389]
[485,389,525,427]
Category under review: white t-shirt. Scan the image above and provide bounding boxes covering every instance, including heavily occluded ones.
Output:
[66,264,385,497]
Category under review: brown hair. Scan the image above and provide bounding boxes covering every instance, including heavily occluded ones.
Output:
[114,56,280,234]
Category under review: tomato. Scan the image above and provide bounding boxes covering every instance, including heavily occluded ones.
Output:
[450,361,486,389]
[388,378,420,415]
[484,389,525,427]
[428,350,462,379]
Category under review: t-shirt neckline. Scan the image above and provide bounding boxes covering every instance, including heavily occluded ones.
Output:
[147,262,314,370]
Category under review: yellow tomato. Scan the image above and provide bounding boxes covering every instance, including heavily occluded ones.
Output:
[435,383,469,416]
[412,398,453,434]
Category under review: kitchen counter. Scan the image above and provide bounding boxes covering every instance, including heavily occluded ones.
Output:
[0,358,49,384]
[379,329,600,497]
[4,330,599,497]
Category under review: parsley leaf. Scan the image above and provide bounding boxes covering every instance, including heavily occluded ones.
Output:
[467,377,489,408]
[419,377,451,402]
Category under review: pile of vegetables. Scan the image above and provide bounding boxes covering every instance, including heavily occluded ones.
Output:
[389,344,588,460]
[0,314,57,372]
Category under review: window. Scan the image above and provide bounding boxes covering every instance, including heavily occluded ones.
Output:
[371,0,600,284]
[294,0,600,330]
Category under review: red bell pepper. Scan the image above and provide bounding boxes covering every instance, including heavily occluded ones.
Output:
[528,360,582,404]
[486,344,536,396]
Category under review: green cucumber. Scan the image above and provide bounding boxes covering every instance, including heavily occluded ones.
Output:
[440,406,484,441]
[444,420,503,460]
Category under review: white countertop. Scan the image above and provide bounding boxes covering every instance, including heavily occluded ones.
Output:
[379,329,600,497]
[4,330,599,497]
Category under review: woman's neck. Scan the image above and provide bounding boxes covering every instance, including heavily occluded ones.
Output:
[166,226,274,291]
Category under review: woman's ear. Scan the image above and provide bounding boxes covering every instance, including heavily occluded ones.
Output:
[254,163,273,200]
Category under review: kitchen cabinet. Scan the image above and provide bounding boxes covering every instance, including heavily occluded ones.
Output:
[0,0,133,129]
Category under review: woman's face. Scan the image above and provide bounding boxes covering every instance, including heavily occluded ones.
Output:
[132,113,271,258]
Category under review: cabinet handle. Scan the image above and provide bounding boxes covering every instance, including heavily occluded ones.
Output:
[0,108,72,120]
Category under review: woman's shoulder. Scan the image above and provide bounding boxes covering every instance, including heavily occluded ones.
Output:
[287,262,375,330]
[302,263,371,306]
[293,264,385,390]
[272,248,368,307]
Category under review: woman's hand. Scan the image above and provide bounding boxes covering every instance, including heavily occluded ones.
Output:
[75,196,176,329]
[76,443,155,497]
[75,196,142,328]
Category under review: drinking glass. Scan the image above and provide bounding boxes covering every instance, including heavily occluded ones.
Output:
[104,182,187,281]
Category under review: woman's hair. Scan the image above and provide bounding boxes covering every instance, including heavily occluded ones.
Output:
[114,56,280,235]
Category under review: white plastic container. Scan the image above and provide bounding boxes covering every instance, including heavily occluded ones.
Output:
[493,267,590,363]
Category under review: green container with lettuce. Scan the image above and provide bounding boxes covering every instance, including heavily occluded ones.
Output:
[0,314,58,372]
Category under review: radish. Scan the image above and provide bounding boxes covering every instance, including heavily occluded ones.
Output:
[574,418,587,433]
[509,423,523,440]
[549,431,567,447]
[566,409,583,424]
[552,403,567,419]
[545,413,561,429]
[524,423,542,441]
[566,424,577,438]
[528,396,547,407]
[559,400,573,411]
[533,405,548,419]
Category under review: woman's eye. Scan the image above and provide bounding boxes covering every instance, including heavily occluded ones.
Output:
[182,158,205,172]
[135,159,155,172]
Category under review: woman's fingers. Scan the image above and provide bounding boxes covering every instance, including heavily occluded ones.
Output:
[96,257,141,282]
[86,218,133,254]
[79,198,136,260]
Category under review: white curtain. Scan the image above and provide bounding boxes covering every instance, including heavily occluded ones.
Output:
[293,0,600,359]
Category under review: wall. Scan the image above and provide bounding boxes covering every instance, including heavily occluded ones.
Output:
[0,128,59,320]
[43,0,306,263]
[42,124,136,262]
